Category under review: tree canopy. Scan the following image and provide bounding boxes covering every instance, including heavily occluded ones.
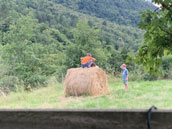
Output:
[137,0,172,74]
[53,0,155,26]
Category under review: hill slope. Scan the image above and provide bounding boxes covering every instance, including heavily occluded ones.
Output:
[52,0,155,26]
[9,0,145,50]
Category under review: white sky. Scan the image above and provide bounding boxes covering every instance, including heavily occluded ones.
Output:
[146,0,161,7]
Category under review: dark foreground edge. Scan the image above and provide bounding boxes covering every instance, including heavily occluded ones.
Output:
[0,109,172,129]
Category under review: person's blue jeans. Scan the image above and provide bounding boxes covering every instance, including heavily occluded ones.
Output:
[81,60,92,68]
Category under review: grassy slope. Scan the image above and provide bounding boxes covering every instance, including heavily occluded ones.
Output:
[0,79,172,109]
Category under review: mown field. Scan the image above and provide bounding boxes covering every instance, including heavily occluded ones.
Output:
[0,78,172,109]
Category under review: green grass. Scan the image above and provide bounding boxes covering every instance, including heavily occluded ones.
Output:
[0,79,172,109]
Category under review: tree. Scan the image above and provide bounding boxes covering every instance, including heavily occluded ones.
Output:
[137,0,172,74]
[1,15,65,88]
[0,0,18,45]
[65,21,107,69]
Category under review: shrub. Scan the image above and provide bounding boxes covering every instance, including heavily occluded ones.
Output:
[162,55,172,79]
[0,76,19,93]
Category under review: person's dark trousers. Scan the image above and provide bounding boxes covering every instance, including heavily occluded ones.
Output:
[81,60,92,68]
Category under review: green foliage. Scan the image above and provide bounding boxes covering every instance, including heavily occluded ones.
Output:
[162,55,172,79]
[137,0,172,74]
[53,0,155,26]
[1,0,145,51]
[65,21,107,69]
[1,15,66,88]
[129,66,158,81]
[0,76,19,93]
[105,47,127,72]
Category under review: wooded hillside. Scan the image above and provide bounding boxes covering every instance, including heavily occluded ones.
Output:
[0,0,161,92]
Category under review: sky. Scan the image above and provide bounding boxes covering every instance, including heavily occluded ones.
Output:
[146,0,161,7]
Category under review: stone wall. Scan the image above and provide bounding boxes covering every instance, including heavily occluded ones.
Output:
[0,109,171,129]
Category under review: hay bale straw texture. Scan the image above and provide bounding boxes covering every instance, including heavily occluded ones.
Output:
[64,67,108,97]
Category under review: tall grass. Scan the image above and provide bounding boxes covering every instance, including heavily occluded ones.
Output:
[0,78,172,109]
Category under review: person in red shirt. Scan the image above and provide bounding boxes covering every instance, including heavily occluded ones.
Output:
[81,53,96,68]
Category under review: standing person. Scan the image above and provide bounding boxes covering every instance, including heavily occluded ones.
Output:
[120,64,129,90]
[80,53,96,68]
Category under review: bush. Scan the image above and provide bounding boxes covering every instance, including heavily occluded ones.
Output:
[162,55,172,79]
[0,76,20,93]
[128,65,158,81]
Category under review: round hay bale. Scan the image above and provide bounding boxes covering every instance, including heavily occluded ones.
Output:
[64,67,108,97]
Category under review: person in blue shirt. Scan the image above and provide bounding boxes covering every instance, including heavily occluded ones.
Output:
[120,64,129,90]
